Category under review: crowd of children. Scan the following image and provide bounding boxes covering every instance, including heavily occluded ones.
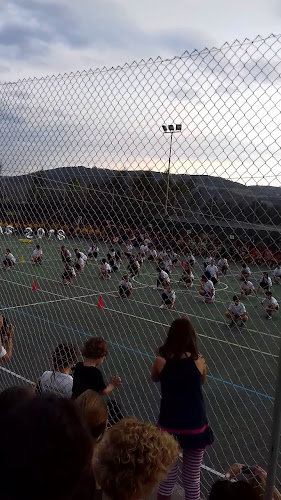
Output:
[2,235,280,323]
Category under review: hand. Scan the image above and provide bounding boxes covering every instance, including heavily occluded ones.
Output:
[110,375,121,387]
[226,463,244,478]
[252,465,267,479]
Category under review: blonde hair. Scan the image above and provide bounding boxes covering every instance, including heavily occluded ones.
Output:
[251,475,281,500]
[94,417,179,500]
[75,390,108,442]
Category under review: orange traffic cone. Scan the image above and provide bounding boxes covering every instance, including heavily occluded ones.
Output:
[32,280,37,291]
[97,296,103,308]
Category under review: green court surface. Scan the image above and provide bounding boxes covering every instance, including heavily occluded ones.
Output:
[0,235,280,495]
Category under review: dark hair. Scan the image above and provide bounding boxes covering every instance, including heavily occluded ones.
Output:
[6,248,10,253]
[101,258,106,264]
[265,291,272,296]
[82,337,107,359]
[209,479,260,500]
[36,244,40,249]
[76,390,108,442]
[0,394,93,500]
[0,386,33,414]
[233,295,239,301]
[242,263,246,268]
[263,272,268,278]
[158,318,198,360]
[53,343,77,371]
[201,274,207,281]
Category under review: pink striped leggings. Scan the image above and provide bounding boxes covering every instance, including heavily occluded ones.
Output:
[158,448,204,500]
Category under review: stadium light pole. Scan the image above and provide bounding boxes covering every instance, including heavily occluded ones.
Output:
[162,124,182,217]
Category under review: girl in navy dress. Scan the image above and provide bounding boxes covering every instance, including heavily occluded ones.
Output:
[151,318,214,500]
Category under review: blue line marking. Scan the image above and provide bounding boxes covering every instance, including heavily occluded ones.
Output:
[5,305,275,401]
[208,376,274,400]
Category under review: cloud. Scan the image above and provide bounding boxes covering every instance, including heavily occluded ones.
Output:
[1,1,281,187]
[2,36,281,187]
[0,0,201,64]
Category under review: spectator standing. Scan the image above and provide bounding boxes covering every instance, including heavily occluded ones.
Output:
[72,338,122,424]
[151,318,214,500]
[72,337,120,398]
[37,343,77,397]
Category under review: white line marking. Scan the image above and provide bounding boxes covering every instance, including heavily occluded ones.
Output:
[3,268,280,344]
[201,464,226,478]
[1,276,276,357]
[0,292,99,312]
[0,366,35,384]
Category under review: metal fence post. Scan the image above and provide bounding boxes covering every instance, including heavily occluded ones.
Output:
[264,344,281,500]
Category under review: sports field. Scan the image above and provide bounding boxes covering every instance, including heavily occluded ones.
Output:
[0,235,280,496]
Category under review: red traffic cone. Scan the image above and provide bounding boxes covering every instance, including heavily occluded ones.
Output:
[97,296,103,308]
[32,280,37,291]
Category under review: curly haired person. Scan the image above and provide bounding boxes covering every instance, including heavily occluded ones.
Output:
[94,417,179,500]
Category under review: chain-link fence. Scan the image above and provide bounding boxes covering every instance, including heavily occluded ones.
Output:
[1,34,281,498]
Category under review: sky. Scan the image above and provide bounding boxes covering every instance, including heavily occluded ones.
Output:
[1,0,281,81]
[1,0,281,186]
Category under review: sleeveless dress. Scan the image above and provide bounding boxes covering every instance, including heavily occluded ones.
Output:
[157,357,214,449]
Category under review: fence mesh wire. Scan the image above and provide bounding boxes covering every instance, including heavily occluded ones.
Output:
[1,34,281,497]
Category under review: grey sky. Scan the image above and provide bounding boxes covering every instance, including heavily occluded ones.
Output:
[1,0,281,186]
[1,0,281,81]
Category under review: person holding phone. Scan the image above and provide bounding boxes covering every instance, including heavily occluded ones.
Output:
[0,314,14,362]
